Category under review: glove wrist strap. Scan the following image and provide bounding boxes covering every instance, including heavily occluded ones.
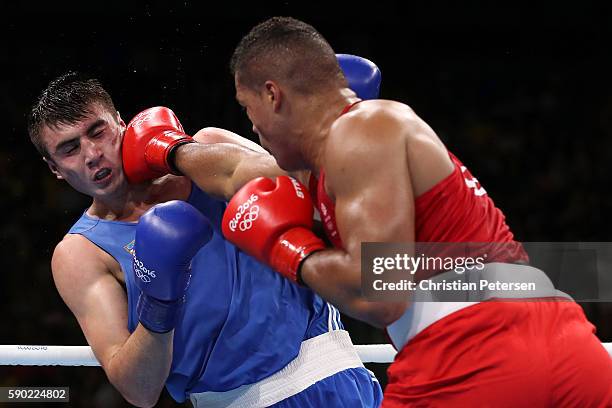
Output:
[270,227,325,284]
[137,293,183,333]
[145,131,195,175]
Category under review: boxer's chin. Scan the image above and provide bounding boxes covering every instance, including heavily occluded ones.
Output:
[274,155,298,172]
[262,142,304,172]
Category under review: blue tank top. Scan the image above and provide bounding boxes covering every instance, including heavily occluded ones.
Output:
[68,183,343,402]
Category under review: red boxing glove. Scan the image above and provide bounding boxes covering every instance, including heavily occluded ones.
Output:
[222,176,325,283]
[122,106,195,184]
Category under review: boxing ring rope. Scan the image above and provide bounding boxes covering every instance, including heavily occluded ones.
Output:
[1,343,612,366]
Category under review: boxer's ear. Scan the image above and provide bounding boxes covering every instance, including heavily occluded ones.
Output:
[116,111,126,135]
[116,110,126,128]
[264,80,282,112]
[44,157,64,180]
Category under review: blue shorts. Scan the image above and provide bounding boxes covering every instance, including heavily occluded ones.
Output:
[271,367,383,408]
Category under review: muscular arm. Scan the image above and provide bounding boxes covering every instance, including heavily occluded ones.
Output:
[52,235,170,408]
[174,127,287,200]
[192,126,268,153]
[300,113,412,328]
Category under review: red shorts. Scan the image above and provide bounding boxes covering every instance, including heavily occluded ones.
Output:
[383,300,612,407]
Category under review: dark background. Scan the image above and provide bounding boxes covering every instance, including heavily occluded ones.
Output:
[1,1,611,406]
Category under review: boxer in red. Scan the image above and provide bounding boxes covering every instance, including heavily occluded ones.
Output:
[223,16,612,406]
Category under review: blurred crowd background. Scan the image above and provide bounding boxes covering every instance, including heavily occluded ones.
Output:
[1,2,611,406]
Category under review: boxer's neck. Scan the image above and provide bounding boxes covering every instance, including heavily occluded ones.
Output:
[298,88,358,172]
[87,175,188,222]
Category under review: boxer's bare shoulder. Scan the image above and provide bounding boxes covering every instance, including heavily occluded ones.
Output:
[321,102,415,249]
[327,100,424,165]
[325,101,412,193]
[330,100,454,197]
[53,234,123,286]
[51,234,130,367]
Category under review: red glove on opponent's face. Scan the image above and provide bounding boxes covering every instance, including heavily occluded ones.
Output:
[222,176,325,283]
[122,106,194,184]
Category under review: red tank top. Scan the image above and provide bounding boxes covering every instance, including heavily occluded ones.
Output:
[309,103,527,263]
[309,169,344,248]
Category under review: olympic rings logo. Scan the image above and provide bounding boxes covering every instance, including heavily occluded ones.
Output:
[135,268,151,283]
[238,205,260,231]
[127,111,155,129]
[228,193,259,232]
[133,254,156,283]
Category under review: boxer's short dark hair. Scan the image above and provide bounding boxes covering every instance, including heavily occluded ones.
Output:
[230,17,343,94]
[27,72,116,158]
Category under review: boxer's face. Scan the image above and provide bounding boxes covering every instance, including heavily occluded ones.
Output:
[235,77,303,171]
[40,103,127,199]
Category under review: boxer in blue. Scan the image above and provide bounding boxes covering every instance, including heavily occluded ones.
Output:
[27,55,382,407]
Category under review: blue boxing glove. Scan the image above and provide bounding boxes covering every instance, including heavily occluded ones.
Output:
[133,200,213,333]
[337,54,381,100]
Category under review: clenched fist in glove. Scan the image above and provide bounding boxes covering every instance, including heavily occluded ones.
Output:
[122,106,194,184]
[222,176,325,283]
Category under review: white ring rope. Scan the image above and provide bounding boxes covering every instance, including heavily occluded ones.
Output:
[1,343,611,366]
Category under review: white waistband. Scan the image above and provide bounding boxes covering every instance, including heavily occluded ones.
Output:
[387,301,478,351]
[190,330,363,408]
[387,262,571,350]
